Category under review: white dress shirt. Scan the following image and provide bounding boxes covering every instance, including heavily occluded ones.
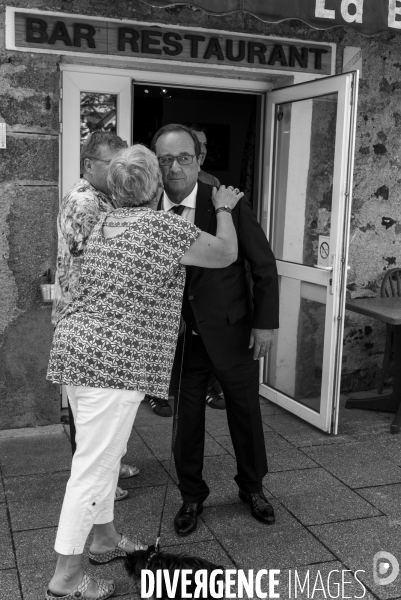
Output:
[162,183,198,224]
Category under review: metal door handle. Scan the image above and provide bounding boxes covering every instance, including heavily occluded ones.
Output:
[315,254,335,295]
[314,265,333,271]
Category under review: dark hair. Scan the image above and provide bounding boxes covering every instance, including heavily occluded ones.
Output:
[188,123,205,134]
[151,124,201,158]
[80,131,128,172]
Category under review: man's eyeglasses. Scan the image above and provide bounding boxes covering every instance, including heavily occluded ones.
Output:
[84,156,112,165]
[158,155,196,167]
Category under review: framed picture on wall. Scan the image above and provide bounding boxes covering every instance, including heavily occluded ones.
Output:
[201,124,230,171]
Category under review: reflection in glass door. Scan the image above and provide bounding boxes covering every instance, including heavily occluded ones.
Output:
[260,73,359,434]
[270,94,337,416]
[80,92,117,142]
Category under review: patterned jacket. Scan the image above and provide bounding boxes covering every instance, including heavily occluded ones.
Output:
[51,178,115,325]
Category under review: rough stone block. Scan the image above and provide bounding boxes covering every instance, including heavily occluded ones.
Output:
[0,93,59,133]
[0,307,60,429]
[6,184,58,311]
[0,135,58,183]
[0,181,59,428]
[0,42,59,133]
[1,51,59,93]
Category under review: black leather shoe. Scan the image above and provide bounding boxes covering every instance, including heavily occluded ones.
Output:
[174,502,203,536]
[239,490,275,525]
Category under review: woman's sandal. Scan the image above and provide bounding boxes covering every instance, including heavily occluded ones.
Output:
[45,572,115,600]
[114,486,128,502]
[119,463,139,479]
[88,534,145,565]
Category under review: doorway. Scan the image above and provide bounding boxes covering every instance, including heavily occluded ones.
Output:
[133,84,260,209]
[61,66,358,435]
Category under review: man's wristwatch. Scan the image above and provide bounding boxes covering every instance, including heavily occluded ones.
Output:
[215,206,232,215]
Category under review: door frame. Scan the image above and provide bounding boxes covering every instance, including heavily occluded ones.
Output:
[60,63,325,204]
[259,72,359,433]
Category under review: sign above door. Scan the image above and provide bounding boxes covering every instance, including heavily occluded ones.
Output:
[7,9,333,75]
[143,0,401,36]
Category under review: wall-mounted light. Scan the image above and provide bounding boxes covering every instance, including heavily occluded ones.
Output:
[160,87,171,98]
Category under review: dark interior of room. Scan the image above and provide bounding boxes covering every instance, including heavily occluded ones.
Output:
[132,84,258,201]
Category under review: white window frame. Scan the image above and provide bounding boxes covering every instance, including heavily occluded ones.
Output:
[61,71,132,197]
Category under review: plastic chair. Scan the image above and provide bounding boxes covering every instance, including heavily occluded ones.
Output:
[377,268,401,393]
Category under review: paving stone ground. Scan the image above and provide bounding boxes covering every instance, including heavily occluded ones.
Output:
[1,397,401,599]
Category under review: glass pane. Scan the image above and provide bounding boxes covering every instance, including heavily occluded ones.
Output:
[271,93,338,268]
[80,93,117,144]
[265,276,326,413]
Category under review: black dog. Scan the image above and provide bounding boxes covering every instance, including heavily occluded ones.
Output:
[125,545,225,599]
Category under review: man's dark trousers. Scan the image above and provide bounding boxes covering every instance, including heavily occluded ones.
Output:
[169,181,279,504]
[173,333,267,503]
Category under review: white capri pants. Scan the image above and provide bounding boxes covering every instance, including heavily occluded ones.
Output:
[55,384,144,555]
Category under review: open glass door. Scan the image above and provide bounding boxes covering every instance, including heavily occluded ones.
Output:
[259,72,359,434]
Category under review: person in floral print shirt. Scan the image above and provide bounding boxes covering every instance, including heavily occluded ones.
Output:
[52,132,124,326]
[52,131,138,498]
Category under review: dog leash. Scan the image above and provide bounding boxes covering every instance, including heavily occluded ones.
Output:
[152,322,188,559]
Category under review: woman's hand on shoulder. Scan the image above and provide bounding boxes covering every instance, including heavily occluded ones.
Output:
[212,185,244,210]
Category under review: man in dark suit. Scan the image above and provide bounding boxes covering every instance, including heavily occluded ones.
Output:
[151,124,279,536]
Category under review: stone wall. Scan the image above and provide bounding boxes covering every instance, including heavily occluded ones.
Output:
[0,2,61,428]
[339,29,401,391]
[0,0,400,428]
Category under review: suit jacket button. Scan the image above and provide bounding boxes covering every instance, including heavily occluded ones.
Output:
[188,295,194,300]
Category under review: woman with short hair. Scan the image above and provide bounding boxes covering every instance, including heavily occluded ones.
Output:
[46,144,243,600]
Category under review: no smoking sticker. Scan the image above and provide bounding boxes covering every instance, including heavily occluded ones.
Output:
[318,236,330,267]
[320,241,329,260]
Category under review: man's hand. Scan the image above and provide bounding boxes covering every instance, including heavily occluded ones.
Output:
[249,329,275,360]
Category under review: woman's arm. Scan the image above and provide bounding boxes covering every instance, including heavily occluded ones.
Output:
[180,186,243,268]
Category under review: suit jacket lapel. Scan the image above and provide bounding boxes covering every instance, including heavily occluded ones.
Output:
[194,181,214,233]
